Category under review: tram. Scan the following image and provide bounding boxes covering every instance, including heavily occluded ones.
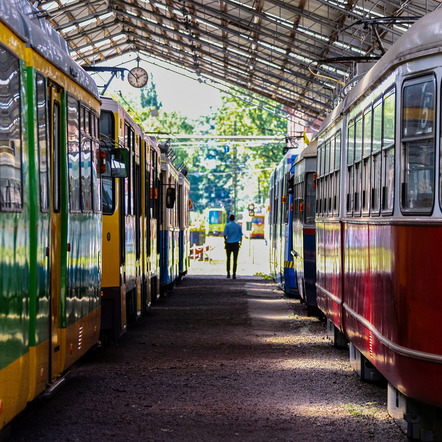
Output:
[159,143,190,291]
[205,207,227,236]
[268,149,298,295]
[250,214,265,239]
[291,141,318,314]
[0,0,103,430]
[314,9,442,438]
[0,0,191,433]
[99,97,162,338]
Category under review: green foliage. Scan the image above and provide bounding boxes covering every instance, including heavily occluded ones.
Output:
[140,73,162,109]
[339,403,380,418]
[254,272,273,280]
[108,84,289,215]
[210,90,288,212]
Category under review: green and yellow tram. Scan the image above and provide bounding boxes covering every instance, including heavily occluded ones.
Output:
[205,207,227,237]
[0,0,103,431]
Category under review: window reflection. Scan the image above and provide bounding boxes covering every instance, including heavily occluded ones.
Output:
[0,47,22,211]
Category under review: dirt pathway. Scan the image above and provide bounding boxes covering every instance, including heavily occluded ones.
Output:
[11,274,405,441]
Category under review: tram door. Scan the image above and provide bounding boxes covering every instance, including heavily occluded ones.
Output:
[48,83,63,381]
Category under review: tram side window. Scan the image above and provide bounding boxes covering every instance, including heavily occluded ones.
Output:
[371,99,382,215]
[283,177,289,224]
[292,181,299,220]
[67,96,81,212]
[91,113,101,212]
[124,124,135,215]
[333,131,341,216]
[0,48,22,212]
[320,145,325,216]
[329,138,335,214]
[346,121,355,214]
[315,146,322,215]
[298,180,304,221]
[151,149,159,219]
[382,89,395,213]
[305,173,316,225]
[362,107,372,214]
[100,110,115,214]
[324,140,330,213]
[36,74,49,212]
[401,78,435,213]
[354,115,363,215]
[80,106,92,212]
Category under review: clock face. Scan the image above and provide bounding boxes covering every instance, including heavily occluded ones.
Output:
[128,67,148,88]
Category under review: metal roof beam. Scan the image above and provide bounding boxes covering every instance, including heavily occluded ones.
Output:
[84,35,328,112]
[109,0,348,80]
[67,13,333,93]
[131,40,328,116]
[313,0,404,37]
[72,19,332,105]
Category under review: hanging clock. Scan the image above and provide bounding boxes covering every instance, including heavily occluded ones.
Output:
[128,66,148,88]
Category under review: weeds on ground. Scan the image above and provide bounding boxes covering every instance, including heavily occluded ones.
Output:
[339,402,380,418]
[254,272,273,280]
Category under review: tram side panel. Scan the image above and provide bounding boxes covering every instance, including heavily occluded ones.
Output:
[0,0,102,430]
[314,11,442,437]
[292,144,317,312]
[141,136,161,308]
[159,155,180,291]
[0,25,32,430]
[178,173,191,277]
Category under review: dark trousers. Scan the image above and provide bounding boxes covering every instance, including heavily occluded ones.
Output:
[225,242,240,275]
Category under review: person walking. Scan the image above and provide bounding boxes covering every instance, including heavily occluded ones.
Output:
[223,214,243,279]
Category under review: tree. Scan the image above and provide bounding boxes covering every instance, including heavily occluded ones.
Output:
[140,73,162,110]
[210,90,288,212]
[106,86,289,217]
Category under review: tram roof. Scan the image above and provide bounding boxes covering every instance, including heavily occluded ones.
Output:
[31,0,440,127]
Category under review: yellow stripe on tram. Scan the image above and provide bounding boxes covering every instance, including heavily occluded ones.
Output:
[284,260,294,268]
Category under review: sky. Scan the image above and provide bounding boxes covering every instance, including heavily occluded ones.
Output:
[89,54,224,120]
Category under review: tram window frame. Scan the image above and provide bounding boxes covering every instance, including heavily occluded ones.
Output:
[321,145,327,216]
[381,88,396,215]
[333,131,341,217]
[80,104,93,213]
[145,147,152,256]
[135,159,141,259]
[354,114,363,216]
[292,179,298,220]
[53,101,61,213]
[100,110,115,215]
[400,76,435,214]
[297,180,303,221]
[151,149,160,220]
[91,112,101,213]
[332,171,339,215]
[315,147,320,215]
[316,146,323,215]
[305,172,316,225]
[315,170,320,215]
[362,106,372,215]
[36,73,49,213]
[67,95,81,212]
[0,48,23,212]
[370,98,383,216]
[328,138,335,215]
[346,120,355,215]
[324,140,331,215]
[283,175,289,224]
[124,123,135,215]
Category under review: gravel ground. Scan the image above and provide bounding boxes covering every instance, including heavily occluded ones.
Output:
[9,263,406,442]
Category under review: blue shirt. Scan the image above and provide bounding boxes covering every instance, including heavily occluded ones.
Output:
[223,221,243,243]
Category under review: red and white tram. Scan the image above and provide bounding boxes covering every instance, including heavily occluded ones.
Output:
[315,9,442,439]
